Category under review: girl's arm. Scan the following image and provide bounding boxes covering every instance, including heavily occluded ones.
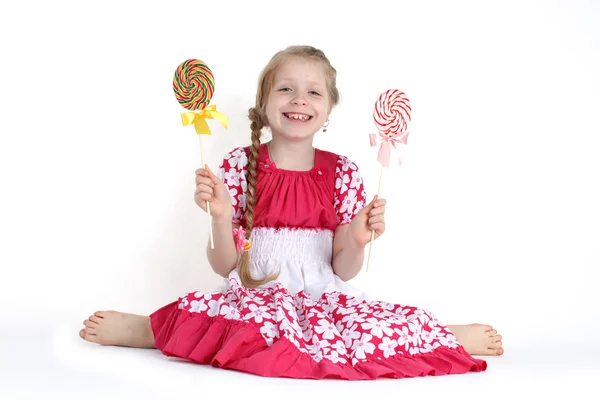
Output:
[331,155,370,281]
[206,217,240,278]
[331,224,364,281]
[202,146,248,279]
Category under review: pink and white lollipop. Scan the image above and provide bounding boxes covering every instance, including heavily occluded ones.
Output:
[370,89,411,168]
[367,89,412,271]
[374,89,411,135]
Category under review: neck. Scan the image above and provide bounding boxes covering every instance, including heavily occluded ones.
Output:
[267,137,315,171]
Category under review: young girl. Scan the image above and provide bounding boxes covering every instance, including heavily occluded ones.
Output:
[80,45,503,380]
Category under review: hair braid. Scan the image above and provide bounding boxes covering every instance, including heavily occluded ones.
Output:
[238,108,279,288]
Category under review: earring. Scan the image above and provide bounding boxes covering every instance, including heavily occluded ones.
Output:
[322,119,330,132]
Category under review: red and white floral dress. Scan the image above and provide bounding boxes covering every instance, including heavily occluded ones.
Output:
[149,144,487,380]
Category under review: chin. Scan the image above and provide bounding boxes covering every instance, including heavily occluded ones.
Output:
[276,130,318,142]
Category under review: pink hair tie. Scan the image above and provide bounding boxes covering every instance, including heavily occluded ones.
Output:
[233,227,251,252]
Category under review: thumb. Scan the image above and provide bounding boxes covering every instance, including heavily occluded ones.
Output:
[205,165,223,185]
[361,195,378,214]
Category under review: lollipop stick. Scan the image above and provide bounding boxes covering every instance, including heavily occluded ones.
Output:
[366,165,384,272]
[198,135,215,249]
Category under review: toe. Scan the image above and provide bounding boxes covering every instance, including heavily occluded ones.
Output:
[94,311,107,318]
[487,329,497,336]
[482,348,500,356]
[497,348,504,356]
[489,340,503,349]
[83,319,97,328]
[492,334,503,342]
[90,315,101,323]
[80,329,98,343]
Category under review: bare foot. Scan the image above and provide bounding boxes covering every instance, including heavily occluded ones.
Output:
[79,311,156,348]
[447,323,503,356]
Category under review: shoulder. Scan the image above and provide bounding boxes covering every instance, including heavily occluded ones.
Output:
[219,146,249,170]
[217,146,249,184]
[331,152,367,224]
[335,154,361,174]
[316,148,362,173]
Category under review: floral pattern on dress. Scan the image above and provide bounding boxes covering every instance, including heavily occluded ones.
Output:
[334,155,368,225]
[178,277,460,366]
[217,147,248,225]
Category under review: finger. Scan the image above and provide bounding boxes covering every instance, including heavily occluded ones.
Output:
[372,198,386,208]
[195,192,213,203]
[369,205,386,217]
[195,167,213,178]
[195,175,215,187]
[369,222,385,233]
[368,214,385,225]
[195,183,214,197]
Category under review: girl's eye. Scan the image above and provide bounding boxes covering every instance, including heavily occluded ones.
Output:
[279,87,291,92]
[310,91,321,96]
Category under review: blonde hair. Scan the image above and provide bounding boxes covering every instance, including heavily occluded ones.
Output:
[239,45,340,288]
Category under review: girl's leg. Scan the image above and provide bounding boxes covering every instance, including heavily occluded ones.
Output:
[447,323,504,356]
[80,311,156,348]
[79,314,503,355]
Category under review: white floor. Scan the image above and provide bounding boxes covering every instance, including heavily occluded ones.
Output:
[2,321,598,400]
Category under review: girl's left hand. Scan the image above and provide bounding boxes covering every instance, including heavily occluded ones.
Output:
[348,195,386,247]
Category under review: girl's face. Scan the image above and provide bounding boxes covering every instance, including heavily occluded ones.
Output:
[265,56,330,142]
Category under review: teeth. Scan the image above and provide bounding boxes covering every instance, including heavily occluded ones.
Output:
[286,113,310,121]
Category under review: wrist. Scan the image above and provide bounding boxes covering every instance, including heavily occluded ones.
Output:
[212,214,233,225]
[345,224,365,249]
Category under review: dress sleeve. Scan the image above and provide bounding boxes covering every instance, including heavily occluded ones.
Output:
[333,155,368,225]
[216,147,248,225]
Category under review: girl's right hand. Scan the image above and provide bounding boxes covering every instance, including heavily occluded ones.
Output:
[194,166,233,220]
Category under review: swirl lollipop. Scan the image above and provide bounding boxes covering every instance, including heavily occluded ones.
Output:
[374,89,411,133]
[367,89,412,271]
[174,59,215,111]
[173,59,228,249]
[371,89,411,167]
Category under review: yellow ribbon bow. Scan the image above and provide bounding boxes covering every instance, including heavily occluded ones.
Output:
[181,105,228,135]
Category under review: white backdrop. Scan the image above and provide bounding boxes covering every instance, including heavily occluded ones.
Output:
[1,0,598,355]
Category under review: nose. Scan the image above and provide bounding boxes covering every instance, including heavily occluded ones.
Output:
[291,93,307,106]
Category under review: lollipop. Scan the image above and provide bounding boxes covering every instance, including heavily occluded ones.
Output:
[366,89,411,271]
[174,59,215,111]
[371,89,411,167]
[174,59,228,249]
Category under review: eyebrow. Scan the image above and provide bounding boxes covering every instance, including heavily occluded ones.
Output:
[276,78,324,87]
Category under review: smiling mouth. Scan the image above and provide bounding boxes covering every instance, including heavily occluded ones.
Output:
[283,113,313,122]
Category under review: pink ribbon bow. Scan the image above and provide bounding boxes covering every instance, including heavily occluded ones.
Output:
[369,130,409,168]
[233,227,251,252]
